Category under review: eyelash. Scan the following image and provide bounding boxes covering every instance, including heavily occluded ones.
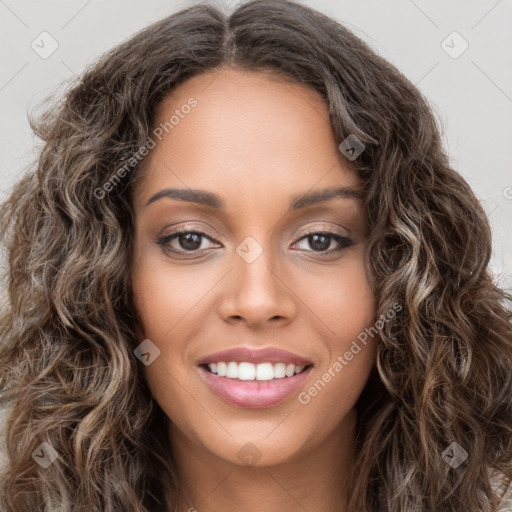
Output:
[156,226,354,257]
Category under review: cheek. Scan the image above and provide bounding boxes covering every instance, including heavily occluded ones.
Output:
[131,257,221,400]
[295,255,377,408]
[131,257,218,342]
[295,250,376,347]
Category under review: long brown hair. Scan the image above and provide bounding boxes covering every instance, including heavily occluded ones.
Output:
[1,1,511,510]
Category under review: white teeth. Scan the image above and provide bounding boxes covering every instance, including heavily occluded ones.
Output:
[238,362,256,380]
[217,362,227,377]
[226,362,238,378]
[256,363,274,380]
[206,361,309,380]
[273,363,286,378]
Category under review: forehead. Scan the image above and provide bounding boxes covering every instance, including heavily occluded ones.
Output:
[134,67,362,211]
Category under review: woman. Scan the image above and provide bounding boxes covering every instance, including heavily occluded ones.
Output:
[0,1,511,510]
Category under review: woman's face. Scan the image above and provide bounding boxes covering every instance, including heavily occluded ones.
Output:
[131,67,377,467]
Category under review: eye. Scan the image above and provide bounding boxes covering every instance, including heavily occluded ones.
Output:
[292,229,354,254]
[156,227,219,254]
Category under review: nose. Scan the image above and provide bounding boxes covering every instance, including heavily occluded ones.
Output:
[218,241,297,328]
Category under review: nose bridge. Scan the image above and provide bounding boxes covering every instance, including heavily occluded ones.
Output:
[235,233,280,300]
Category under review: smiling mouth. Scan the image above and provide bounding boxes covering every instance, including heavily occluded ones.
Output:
[199,362,314,381]
[198,362,314,408]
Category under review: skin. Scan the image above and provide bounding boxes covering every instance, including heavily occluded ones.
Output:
[131,67,377,512]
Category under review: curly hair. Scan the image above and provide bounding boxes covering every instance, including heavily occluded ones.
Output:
[1,0,511,510]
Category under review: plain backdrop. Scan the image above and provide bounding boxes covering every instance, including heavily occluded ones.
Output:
[0,0,511,472]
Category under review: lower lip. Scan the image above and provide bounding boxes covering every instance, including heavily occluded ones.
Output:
[199,365,313,408]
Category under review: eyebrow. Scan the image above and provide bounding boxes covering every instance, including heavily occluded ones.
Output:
[145,185,364,211]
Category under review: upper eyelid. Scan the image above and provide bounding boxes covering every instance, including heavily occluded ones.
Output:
[161,223,348,240]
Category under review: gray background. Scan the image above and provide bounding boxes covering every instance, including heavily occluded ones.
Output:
[0,0,511,471]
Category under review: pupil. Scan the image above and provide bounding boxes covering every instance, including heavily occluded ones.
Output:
[180,233,201,250]
[310,234,330,251]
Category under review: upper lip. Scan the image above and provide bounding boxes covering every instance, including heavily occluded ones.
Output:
[196,347,313,366]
